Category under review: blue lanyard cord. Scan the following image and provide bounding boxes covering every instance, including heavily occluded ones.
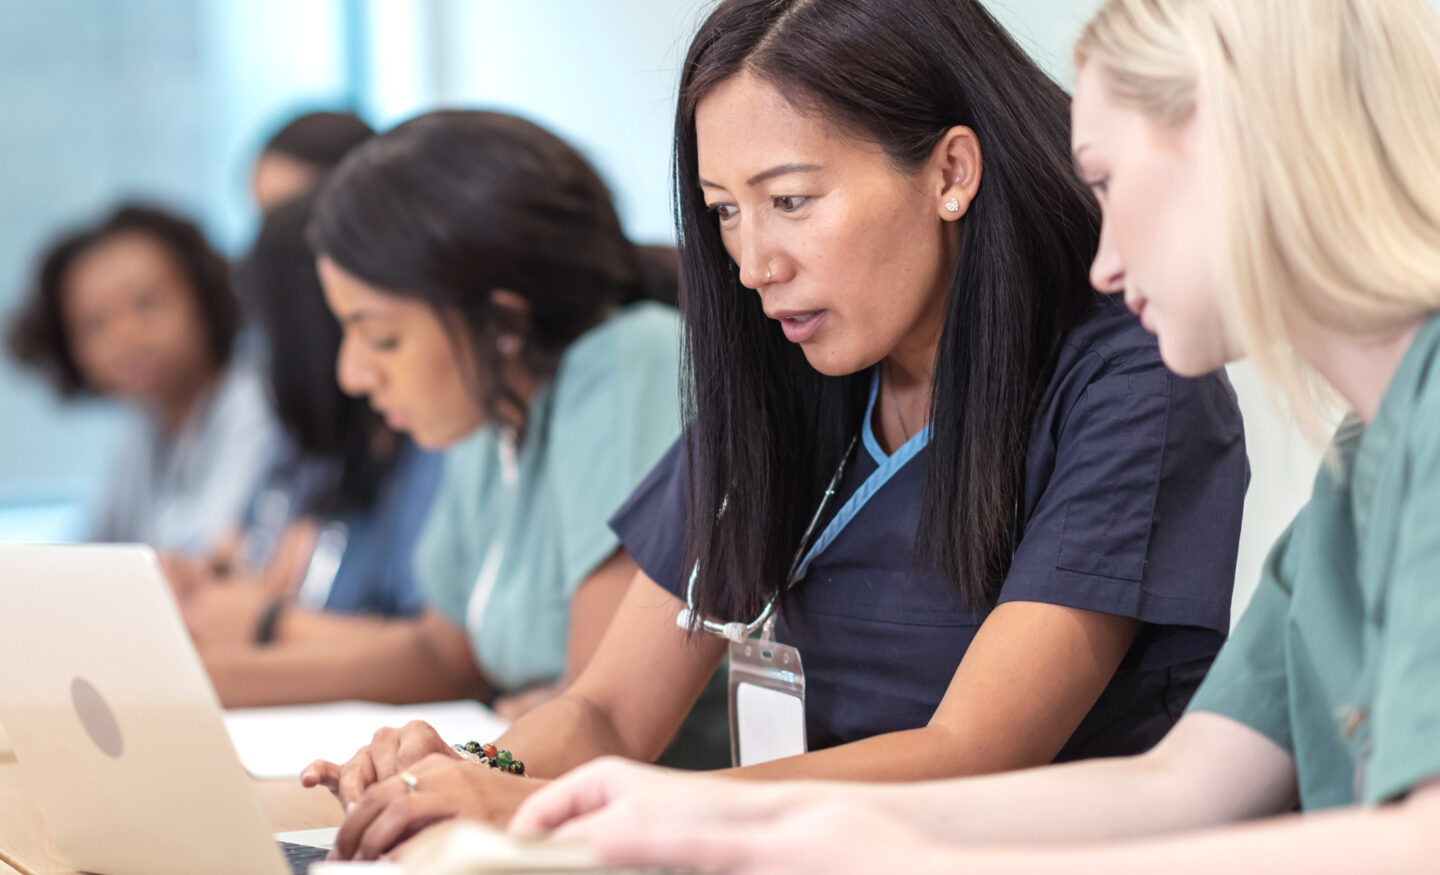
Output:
[789,371,932,583]
[680,369,932,640]
[782,435,859,585]
[678,434,855,642]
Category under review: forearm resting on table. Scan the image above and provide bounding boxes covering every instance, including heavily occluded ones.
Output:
[723,722,1068,784]
[275,607,399,644]
[488,690,650,779]
[487,571,730,778]
[726,604,1145,783]
[204,617,488,708]
[856,713,1298,846]
[953,783,1440,874]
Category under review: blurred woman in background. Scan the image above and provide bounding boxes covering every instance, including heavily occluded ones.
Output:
[173,190,443,652]
[250,110,374,213]
[6,204,280,556]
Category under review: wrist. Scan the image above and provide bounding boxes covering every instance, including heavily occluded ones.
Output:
[454,740,527,776]
[252,597,287,646]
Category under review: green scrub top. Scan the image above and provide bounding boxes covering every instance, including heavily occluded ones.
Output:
[1188,312,1440,808]
[414,302,683,692]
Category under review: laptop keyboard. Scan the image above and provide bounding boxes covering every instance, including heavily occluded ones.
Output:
[279,840,330,874]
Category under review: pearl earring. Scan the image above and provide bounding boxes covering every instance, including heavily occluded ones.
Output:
[944,197,961,214]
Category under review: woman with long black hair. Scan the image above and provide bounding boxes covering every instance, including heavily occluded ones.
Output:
[313,0,1248,858]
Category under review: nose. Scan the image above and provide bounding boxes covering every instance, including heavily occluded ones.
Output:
[733,220,786,291]
[334,336,375,397]
[1089,219,1125,295]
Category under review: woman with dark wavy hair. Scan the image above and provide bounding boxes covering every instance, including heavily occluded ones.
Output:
[314,0,1248,859]
[6,204,280,555]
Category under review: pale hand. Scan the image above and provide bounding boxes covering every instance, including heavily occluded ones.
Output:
[554,788,949,875]
[511,757,781,837]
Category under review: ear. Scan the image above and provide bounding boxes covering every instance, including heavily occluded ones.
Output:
[488,289,531,357]
[930,126,983,222]
[489,288,531,320]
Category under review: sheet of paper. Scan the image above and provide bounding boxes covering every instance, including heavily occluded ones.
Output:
[224,700,509,779]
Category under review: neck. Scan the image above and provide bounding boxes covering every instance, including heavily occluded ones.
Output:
[493,358,543,436]
[1292,318,1421,423]
[875,337,938,454]
[153,366,218,435]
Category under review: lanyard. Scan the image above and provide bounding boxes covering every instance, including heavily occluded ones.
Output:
[791,371,932,582]
[679,370,932,641]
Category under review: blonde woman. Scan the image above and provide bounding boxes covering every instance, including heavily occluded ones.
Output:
[505,0,1440,870]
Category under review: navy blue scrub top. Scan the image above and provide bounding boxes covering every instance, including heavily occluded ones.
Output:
[611,295,1248,759]
[322,440,444,616]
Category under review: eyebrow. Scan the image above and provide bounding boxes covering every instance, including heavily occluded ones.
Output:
[699,162,824,190]
[338,311,383,327]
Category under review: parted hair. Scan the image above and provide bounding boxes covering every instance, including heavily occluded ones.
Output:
[676,0,1102,620]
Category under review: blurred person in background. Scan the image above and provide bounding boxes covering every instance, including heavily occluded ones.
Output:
[250,110,374,213]
[6,204,280,556]
[170,190,444,654]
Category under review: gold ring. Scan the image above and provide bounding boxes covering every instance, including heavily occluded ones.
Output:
[400,771,419,795]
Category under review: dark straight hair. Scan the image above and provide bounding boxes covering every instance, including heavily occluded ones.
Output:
[677,0,1102,620]
[234,190,394,515]
[309,110,674,425]
[262,111,374,170]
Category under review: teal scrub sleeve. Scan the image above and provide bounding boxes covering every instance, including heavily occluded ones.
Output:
[1366,413,1440,803]
[549,305,684,598]
[1186,518,1301,755]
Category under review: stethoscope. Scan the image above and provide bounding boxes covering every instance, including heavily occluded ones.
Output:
[675,436,858,643]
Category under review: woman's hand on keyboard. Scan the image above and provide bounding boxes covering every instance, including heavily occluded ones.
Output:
[301,720,461,811]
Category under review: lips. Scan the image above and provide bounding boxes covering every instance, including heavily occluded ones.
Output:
[372,403,408,431]
[766,309,827,344]
[1127,297,1155,333]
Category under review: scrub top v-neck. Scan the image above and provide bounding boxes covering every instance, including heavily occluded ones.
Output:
[610,295,1249,757]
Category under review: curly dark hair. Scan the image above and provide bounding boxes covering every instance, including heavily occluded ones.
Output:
[6,204,239,398]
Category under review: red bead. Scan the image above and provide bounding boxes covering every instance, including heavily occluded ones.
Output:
[482,743,498,760]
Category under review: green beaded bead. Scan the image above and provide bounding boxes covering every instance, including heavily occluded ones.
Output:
[496,750,513,768]
[463,741,482,754]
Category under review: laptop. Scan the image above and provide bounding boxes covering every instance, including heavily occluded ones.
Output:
[0,544,333,875]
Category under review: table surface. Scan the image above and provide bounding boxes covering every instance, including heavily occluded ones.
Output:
[0,750,342,875]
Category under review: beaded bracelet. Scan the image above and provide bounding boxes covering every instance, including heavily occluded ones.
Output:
[453,741,526,776]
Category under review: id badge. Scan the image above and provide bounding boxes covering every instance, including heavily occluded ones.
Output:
[727,617,807,767]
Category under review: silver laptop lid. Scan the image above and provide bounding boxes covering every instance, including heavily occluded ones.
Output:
[0,544,288,875]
